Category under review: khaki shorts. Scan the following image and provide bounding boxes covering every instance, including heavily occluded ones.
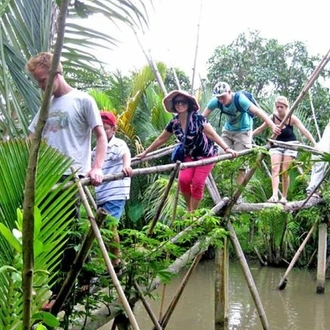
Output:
[221,130,252,152]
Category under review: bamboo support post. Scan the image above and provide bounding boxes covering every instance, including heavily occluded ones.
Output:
[309,89,321,140]
[227,220,270,330]
[214,238,229,328]
[159,253,203,328]
[171,67,181,90]
[204,167,229,328]
[316,223,327,294]
[83,185,97,211]
[277,221,318,290]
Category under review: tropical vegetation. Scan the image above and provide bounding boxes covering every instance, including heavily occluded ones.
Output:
[0,0,329,328]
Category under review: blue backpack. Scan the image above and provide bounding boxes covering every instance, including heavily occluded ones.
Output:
[217,90,258,126]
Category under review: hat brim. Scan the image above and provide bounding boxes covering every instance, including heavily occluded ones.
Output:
[214,92,227,97]
[163,90,200,113]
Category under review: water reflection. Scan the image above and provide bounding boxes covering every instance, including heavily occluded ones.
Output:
[101,259,330,329]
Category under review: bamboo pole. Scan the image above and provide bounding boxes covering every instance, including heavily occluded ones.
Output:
[159,254,203,328]
[277,220,318,290]
[190,0,203,93]
[133,281,163,330]
[227,220,270,330]
[309,89,321,140]
[204,168,229,328]
[22,1,69,327]
[316,223,327,293]
[72,174,141,330]
[51,208,107,315]
[277,48,330,130]
[147,162,181,236]
[214,239,229,327]
[171,67,181,90]
[134,31,167,95]
[57,148,253,192]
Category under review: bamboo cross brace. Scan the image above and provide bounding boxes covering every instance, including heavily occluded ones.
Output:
[133,281,163,330]
[277,220,318,290]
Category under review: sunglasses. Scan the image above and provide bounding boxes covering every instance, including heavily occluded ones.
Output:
[174,99,188,106]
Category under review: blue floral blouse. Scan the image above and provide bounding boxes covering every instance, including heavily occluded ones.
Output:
[166,112,218,160]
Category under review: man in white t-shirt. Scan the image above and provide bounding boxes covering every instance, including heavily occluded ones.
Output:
[26,52,107,311]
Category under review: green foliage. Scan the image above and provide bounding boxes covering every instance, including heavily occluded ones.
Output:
[0,139,77,329]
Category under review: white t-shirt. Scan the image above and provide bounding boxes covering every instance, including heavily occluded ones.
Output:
[29,89,102,175]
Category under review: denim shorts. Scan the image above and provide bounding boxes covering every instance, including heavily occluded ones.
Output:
[99,200,126,224]
[269,147,298,158]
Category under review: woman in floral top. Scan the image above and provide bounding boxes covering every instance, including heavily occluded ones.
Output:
[138,90,237,212]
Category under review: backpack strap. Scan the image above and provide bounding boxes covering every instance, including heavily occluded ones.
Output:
[217,100,223,127]
[233,92,244,113]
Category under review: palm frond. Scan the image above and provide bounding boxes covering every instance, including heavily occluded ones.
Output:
[0,139,79,328]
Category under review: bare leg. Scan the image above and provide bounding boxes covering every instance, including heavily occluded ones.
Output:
[181,191,192,212]
[237,169,246,186]
[270,153,283,200]
[281,155,294,198]
[109,226,121,266]
[190,197,201,212]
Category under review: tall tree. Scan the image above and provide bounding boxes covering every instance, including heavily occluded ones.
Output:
[205,30,330,131]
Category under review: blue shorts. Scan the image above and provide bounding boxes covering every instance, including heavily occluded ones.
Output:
[98,200,126,224]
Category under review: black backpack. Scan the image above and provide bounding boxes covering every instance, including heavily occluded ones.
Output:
[217,90,258,126]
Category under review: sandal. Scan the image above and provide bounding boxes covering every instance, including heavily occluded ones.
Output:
[42,294,57,312]
[308,192,321,199]
[267,196,279,203]
[77,277,99,298]
[279,197,287,204]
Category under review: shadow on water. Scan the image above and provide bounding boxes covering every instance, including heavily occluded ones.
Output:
[100,259,330,329]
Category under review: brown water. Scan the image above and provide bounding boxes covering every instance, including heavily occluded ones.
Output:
[100,259,330,329]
